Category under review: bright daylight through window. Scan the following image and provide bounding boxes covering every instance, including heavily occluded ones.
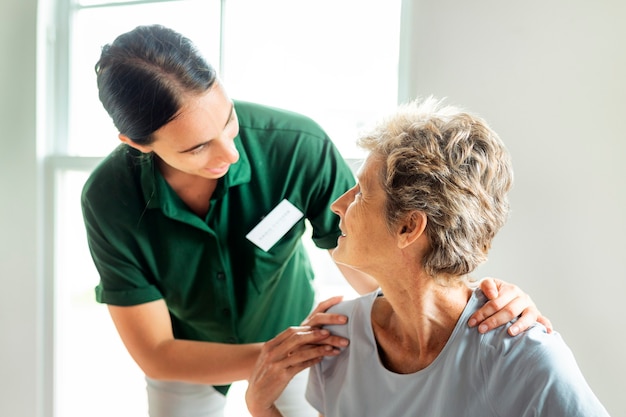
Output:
[49,1,401,416]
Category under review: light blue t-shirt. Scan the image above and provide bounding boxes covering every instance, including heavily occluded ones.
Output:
[306,289,609,417]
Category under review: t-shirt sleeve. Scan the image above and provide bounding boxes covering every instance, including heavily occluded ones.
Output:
[305,297,362,415]
[482,327,610,417]
[306,361,326,414]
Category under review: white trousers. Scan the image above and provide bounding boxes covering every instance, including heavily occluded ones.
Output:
[146,369,317,417]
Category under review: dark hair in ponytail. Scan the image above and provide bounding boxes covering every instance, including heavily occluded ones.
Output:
[95,25,217,144]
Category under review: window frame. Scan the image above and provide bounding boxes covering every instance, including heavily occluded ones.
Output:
[42,1,406,415]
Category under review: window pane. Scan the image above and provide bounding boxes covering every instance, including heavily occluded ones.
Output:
[222,0,401,158]
[57,2,398,416]
[76,0,156,6]
[68,0,222,156]
[54,170,147,417]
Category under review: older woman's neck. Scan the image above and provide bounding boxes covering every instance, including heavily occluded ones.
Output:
[372,275,472,374]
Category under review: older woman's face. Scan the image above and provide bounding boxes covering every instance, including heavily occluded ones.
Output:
[330,155,396,273]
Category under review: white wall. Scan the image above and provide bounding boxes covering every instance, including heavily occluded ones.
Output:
[0,0,42,417]
[400,1,625,415]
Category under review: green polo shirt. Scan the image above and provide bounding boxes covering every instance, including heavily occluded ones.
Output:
[82,101,355,348]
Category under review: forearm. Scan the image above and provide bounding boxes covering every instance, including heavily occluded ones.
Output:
[248,405,285,417]
[139,339,263,385]
[108,301,263,385]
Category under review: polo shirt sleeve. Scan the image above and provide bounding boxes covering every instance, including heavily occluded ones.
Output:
[302,135,356,249]
[81,156,163,306]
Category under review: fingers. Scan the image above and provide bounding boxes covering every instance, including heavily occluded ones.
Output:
[469,278,553,336]
[303,312,348,328]
[262,326,345,364]
[301,296,348,330]
[250,328,341,392]
[313,296,344,313]
[478,277,499,300]
[264,325,311,346]
[267,326,348,351]
[301,296,345,327]
[510,305,555,336]
[471,298,527,334]
[282,342,340,370]
[469,278,534,335]
[506,306,537,336]
[537,315,554,334]
[247,325,344,416]
[468,284,526,330]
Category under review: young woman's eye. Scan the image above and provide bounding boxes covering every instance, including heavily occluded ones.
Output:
[190,144,207,155]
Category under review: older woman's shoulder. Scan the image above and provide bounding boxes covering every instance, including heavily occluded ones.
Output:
[473,289,561,365]
[324,290,381,339]
[327,290,381,316]
[470,288,552,351]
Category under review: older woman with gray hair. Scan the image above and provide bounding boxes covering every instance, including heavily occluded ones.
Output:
[245,98,609,417]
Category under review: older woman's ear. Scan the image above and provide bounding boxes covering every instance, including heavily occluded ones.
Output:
[397,211,427,249]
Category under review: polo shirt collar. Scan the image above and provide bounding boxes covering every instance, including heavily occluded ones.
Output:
[217,134,251,193]
[140,135,251,211]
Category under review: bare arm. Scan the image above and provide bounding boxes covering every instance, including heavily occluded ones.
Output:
[107,299,261,385]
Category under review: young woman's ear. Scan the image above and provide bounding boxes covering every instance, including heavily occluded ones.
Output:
[119,134,152,154]
[397,211,427,249]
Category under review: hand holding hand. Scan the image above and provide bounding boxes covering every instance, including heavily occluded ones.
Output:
[246,296,349,417]
[245,325,346,417]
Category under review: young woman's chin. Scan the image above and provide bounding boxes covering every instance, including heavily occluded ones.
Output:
[201,165,230,178]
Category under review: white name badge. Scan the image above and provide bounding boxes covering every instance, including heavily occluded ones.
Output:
[246,199,304,252]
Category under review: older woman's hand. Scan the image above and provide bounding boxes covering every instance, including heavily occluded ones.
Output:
[468,278,553,336]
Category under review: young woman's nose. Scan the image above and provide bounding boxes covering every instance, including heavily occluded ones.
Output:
[215,136,240,163]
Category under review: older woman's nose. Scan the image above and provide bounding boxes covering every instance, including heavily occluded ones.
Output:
[331,189,351,215]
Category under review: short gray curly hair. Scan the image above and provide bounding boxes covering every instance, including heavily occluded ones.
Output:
[358,97,513,283]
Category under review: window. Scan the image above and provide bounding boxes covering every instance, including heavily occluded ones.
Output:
[46,1,401,416]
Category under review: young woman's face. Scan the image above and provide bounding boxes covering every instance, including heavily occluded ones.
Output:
[330,155,396,273]
[145,83,240,180]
